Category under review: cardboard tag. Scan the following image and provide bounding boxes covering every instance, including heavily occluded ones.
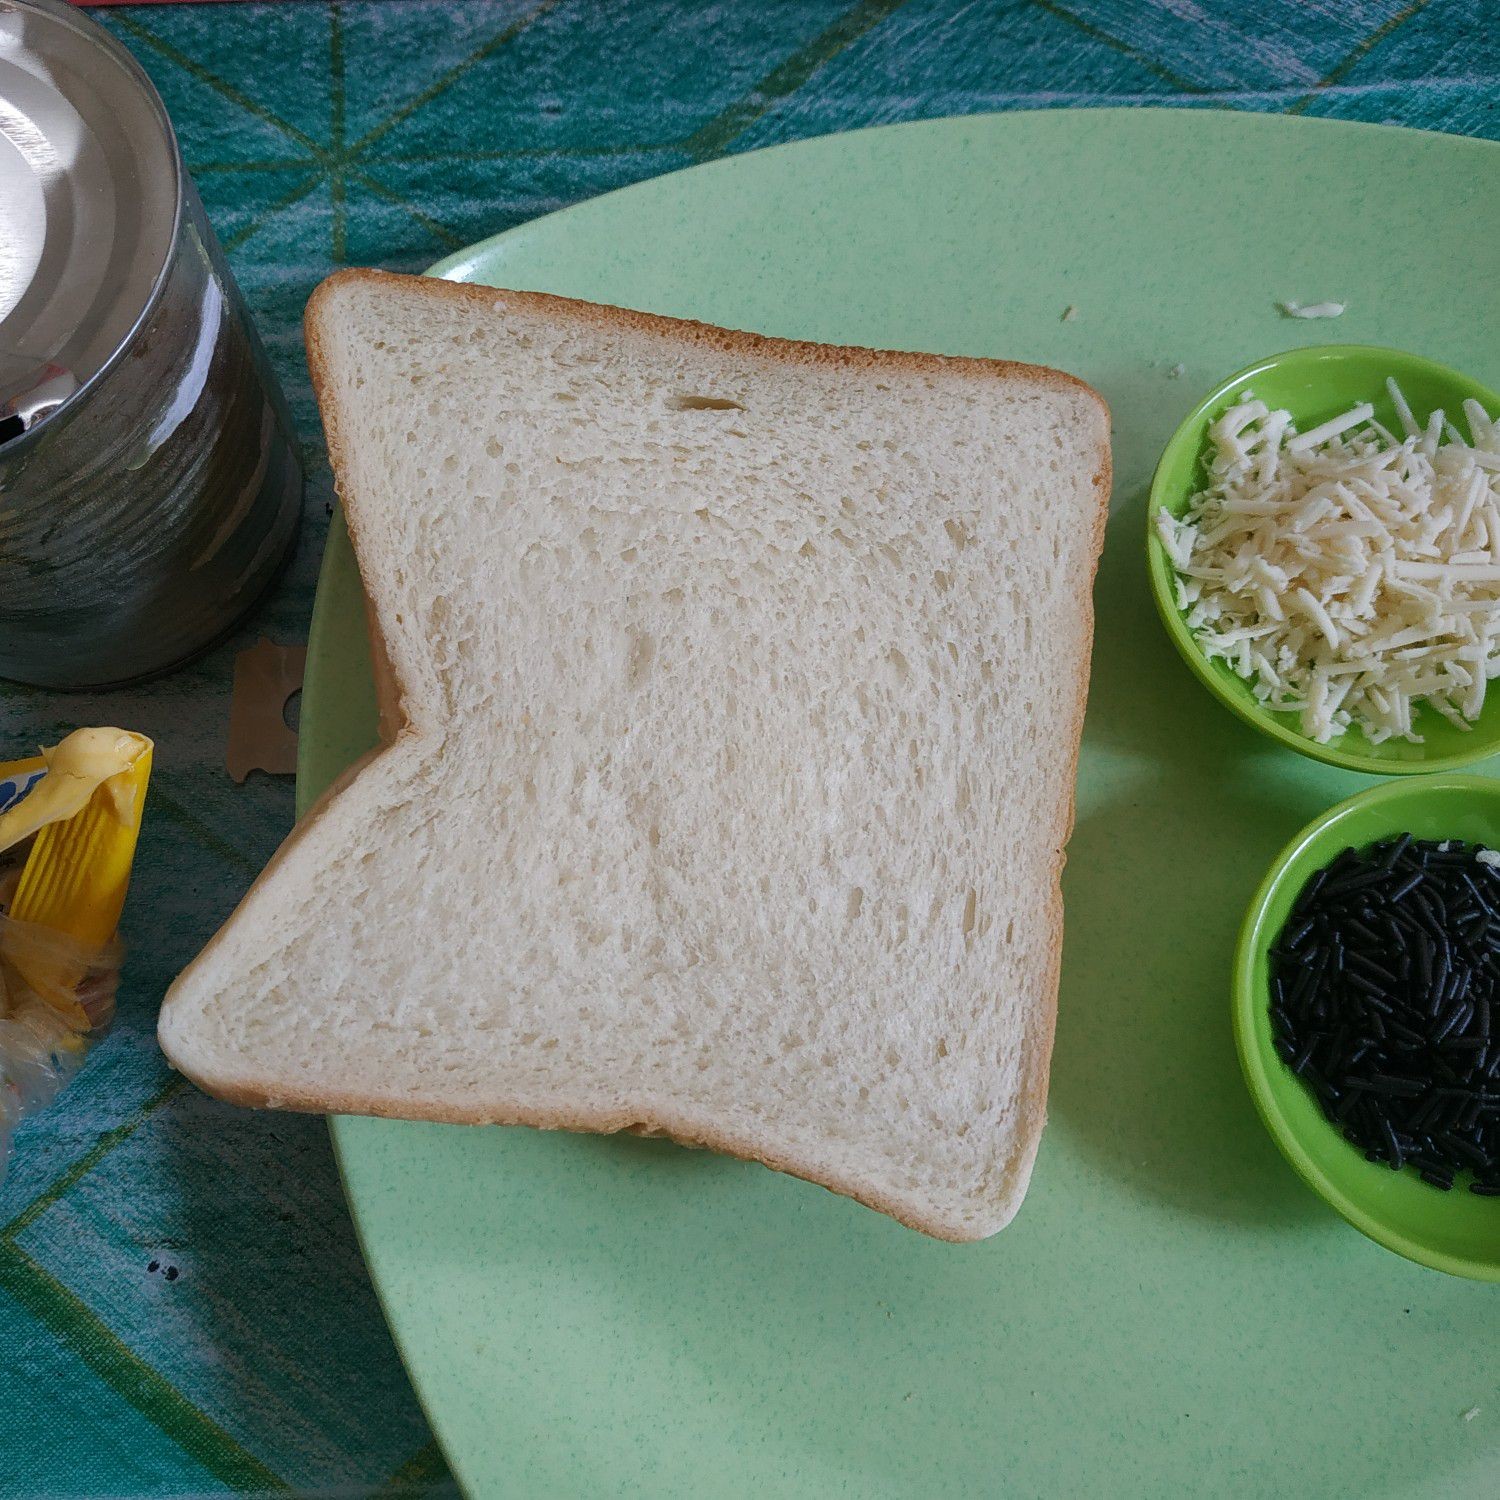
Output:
[227,638,306,783]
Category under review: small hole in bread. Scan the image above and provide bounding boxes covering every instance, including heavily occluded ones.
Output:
[626,629,655,686]
[668,394,745,412]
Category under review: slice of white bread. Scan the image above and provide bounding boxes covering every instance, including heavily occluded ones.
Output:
[159,270,1111,1241]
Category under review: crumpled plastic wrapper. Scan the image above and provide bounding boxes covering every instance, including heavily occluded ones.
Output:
[0,730,151,1179]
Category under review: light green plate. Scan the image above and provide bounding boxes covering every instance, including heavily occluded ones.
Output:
[301,112,1500,1498]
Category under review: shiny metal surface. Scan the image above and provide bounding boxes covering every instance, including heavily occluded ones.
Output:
[0,0,301,688]
[0,0,177,430]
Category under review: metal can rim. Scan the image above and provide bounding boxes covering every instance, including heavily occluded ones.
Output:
[0,0,185,460]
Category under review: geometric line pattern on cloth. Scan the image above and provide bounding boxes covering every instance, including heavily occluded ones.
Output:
[0,1074,289,1494]
[145,784,267,882]
[1031,0,1210,94]
[0,1241,288,1493]
[679,0,913,159]
[114,0,566,258]
[1,1079,187,1244]
[113,0,1456,263]
[1,1073,442,1495]
[368,1439,453,1499]
[1285,0,1435,115]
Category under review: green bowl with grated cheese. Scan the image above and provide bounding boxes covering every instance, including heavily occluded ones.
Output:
[1148,345,1500,774]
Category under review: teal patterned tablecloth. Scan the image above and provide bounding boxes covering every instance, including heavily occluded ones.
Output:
[2,3,1494,1495]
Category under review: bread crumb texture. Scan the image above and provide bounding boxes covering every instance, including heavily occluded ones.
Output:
[160,273,1110,1240]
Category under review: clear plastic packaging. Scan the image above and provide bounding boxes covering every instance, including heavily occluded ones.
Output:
[0,960,95,1170]
[0,729,150,1179]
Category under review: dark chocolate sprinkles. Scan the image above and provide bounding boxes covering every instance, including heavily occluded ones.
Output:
[1269,837,1500,1194]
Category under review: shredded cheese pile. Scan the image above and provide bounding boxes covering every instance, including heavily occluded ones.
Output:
[1157,379,1500,745]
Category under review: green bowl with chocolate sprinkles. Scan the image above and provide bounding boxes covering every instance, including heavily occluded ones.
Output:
[1235,774,1500,1280]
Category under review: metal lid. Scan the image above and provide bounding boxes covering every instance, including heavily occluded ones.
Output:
[0,0,180,442]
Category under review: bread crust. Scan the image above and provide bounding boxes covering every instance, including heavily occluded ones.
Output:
[1005,410,1113,1212]
[158,268,1113,1242]
[308,267,1111,400]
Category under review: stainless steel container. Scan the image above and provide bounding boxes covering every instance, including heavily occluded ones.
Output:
[0,0,302,689]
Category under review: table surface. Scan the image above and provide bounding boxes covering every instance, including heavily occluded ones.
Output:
[3,3,1495,1496]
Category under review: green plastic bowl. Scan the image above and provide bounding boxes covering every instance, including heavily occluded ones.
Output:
[1234,775,1500,1280]
[1147,345,1500,774]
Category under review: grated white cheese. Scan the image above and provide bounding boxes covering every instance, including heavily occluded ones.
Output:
[1157,381,1500,745]
[1280,299,1347,319]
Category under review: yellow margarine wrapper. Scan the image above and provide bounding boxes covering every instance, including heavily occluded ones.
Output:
[0,729,153,1027]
